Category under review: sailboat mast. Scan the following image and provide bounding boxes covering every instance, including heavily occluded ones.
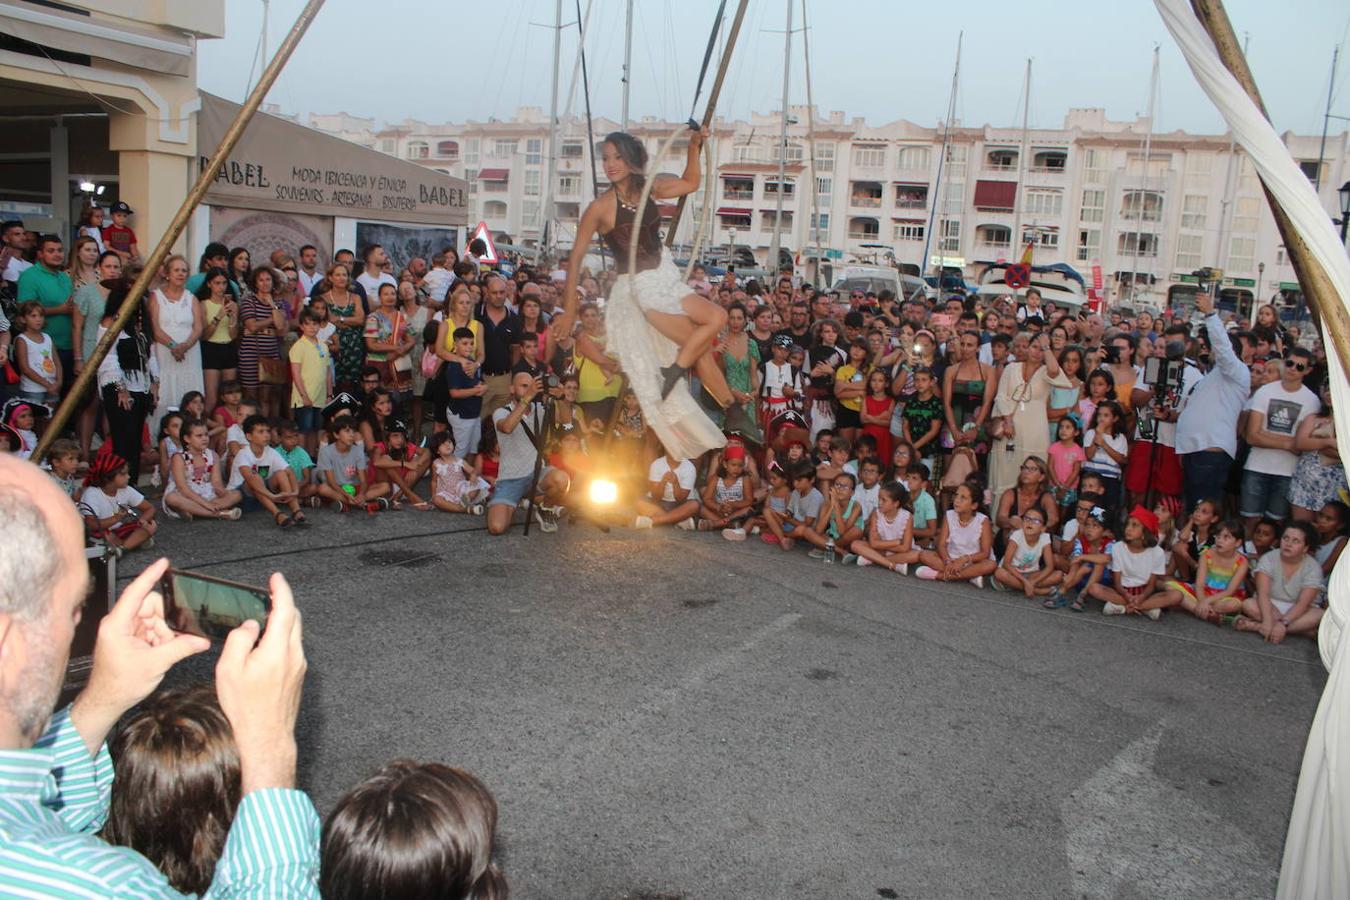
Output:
[768,0,793,275]
[1314,44,1339,192]
[1126,47,1159,306]
[1010,58,1031,261]
[799,0,820,285]
[1215,32,1250,275]
[621,0,633,131]
[922,32,961,291]
[539,0,563,264]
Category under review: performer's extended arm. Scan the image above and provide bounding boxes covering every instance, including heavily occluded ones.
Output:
[554,201,607,340]
[650,127,707,200]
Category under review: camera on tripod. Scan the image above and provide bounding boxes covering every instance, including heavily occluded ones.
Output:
[1143,339,1188,391]
[1192,266,1223,294]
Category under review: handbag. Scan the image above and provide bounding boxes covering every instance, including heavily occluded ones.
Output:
[258,356,288,385]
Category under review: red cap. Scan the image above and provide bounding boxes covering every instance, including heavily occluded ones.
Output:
[1129,504,1159,539]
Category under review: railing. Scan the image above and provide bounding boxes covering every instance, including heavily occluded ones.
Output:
[978,240,1012,251]
[1027,165,1065,174]
[722,190,754,201]
[985,161,1017,171]
[850,196,882,208]
[895,199,927,210]
[848,230,880,241]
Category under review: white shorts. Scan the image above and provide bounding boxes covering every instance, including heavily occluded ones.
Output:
[612,253,692,316]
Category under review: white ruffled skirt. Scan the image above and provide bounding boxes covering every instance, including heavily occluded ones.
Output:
[606,253,727,460]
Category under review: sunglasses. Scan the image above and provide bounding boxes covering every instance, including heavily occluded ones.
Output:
[1288,360,1310,372]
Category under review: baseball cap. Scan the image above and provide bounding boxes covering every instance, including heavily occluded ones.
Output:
[111,201,134,215]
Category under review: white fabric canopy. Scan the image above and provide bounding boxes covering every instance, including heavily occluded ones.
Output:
[1154,1,1350,896]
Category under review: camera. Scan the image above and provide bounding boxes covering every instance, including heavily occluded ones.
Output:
[545,374,560,389]
[1192,266,1223,294]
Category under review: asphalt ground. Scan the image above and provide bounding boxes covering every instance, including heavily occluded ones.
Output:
[117,506,1325,899]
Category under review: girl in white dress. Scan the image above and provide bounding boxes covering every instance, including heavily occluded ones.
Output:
[850,481,921,573]
[147,255,205,435]
[916,482,998,585]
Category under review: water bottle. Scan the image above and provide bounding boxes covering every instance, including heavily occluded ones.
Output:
[824,539,835,563]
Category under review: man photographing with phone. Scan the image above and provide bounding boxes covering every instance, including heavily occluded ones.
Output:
[0,453,318,897]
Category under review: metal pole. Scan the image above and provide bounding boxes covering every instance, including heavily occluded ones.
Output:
[664,0,752,247]
[621,0,633,131]
[1190,0,1350,383]
[1126,47,1159,306]
[34,0,327,462]
[1010,58,1031,259]
[800,0,820,286]
[1314,46,1338,193]
[923,33,962,292]
[768,0,793,276]
[539,0,563,266]
[1215,32,1250,275]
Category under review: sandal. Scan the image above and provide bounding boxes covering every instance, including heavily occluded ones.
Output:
[274,511,293,528]
[412,501,432,511]
[1043,591,1071,609]
[291,511,309,526]
[1069,597,1085,612]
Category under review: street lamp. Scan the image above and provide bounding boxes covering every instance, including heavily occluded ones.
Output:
[1340,181,1350,245]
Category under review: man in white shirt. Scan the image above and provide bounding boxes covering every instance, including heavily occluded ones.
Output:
[355,244,397,301]
[633,451,700,529]
[1240,346,1319,527]
[1,219,31,284]
[296,244,323,297]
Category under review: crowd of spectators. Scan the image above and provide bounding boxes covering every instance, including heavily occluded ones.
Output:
[0,200,1344,893]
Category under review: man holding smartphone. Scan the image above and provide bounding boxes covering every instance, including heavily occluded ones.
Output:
[0,454,318,897]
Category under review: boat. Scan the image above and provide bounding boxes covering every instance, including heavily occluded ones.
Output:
[970,260,1088,313]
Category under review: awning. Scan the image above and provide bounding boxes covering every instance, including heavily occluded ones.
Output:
[891,217,925,222]
[478,169,510,181]
[974,180,1017,210]
[198,93,466,227]
[0,0,193,77]
[717,207,751,216]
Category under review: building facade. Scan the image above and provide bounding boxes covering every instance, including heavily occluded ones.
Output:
[309,104,1350,308]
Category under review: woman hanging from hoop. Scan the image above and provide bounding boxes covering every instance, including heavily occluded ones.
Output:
[552,129,730,459]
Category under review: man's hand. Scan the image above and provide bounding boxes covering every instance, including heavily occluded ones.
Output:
[216,572,306,794]
[1196,291,1215,315]
[70,558,210,756]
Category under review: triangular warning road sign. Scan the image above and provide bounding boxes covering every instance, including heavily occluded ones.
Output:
[468,221,499,265]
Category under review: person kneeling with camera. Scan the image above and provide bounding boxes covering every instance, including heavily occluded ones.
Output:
[0,454,316,897]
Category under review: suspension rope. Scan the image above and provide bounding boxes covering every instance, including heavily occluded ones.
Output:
[687,0,728,126]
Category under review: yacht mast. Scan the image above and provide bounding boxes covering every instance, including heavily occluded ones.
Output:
[539,0,563,264]
[1126,46,1159,306]
[1009,59,1031,260]
[768,0,794,275]
[800,0,820,285]
[621,0,633,131]
[922,32,961,293]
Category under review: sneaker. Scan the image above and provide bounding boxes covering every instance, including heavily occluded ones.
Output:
[633,515,654,529]
[142,537,155,550]
[990,576,1009,592]
[534,505,560,533]
[1144,608,1162,621]
[1103,602,1127,616]
[841,553,859,566]
[807,548,828,559]
[470,503,485,516]
[676,517,696,531]
[857,556,873,567]
[892,562,908,575]
[914,565,938,580]
[749,525,761,535]
[222,507,242,521]
[722,527,747,541]
[971,576,985,589]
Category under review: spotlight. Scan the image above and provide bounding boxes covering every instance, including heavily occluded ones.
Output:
[588,478,618,506]
[78,181,95,193]
[96,185,106,196]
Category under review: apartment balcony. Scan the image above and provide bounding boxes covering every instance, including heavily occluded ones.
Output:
[849,196,882,209]
[723,189,754,201]
[977,240,1013,252]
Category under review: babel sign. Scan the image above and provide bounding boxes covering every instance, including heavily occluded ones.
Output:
[198,93,467,227]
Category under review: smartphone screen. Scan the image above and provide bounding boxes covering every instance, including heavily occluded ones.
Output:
[160,569,270,642]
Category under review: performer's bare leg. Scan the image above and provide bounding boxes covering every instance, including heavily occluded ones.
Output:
[645,294,732,404]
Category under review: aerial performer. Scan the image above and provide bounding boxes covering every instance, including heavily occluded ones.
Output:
[552,126,731,459]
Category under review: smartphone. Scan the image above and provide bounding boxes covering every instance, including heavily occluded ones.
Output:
[160,569,270,643]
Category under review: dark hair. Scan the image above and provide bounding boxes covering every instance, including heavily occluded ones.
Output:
[299,307,322,325]
[427,430,456,456]
[102,278,152,376]
[219,379,243,398]
[990,333,1012,349]
[832,470,858,490]
[103,684,240,896]
[199,242,229,270]
[790,462,816,483]
[1089,399,1125,436]
[242,414,269,435]
[248,266,276,294]
[95,249,122,272]
[879,479,910,510]
[1214,517,1246,542]
[299,244,317,256]
[329,414,358,437]
[361,244,383,263]
[228,246,251,278]
[1281,521,1319,554]
[363,389,393,443]
[35,233,63,253]
[274,418,299,436]
[452,326,475,343]
[157,409,184,444]
[905,462,931,482]
[193,266,236,301]
[602,131,649,189]
[320,760,507,900]
[1322,500,1350,533]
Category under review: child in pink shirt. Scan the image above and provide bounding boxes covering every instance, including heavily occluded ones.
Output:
[1048,414,1087,518]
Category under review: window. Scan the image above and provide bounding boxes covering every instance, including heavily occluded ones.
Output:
[945,144,968,180]
[942,180,963,215]
[893,221,925,242]
[733,142,762,163]
[524,169,541,196]
[894,184,928,209]
[852,145,886,168]
[1181,195,1207,229]
[761,210,793,230]
[809,212,830,238]
[465,139,480,164]
[379,138,396,154]
[764,178,795,197]
[977,224,1012,247]
[1024,189,1063,217]
[483,200,507,218]
[848,217,880,240]
[526,138,542,165]
[1023,227,1059,248]
[1184,152,1211,192]
[815,176,832,198]
[772,142,804,163]
[850,181,883,208]
[1299,160,1324,183]
[1276,246,1287,265]
[814,143,834,173]
[1175,233,1203,270]
[1031,150,1067,171]
[1228,236,1256,272]
[986,148,1018,170]
[493,139,516,158]
[557,174,580,196]
[939,219,960,253]
[1120,190,1164,221]
[1125,153,1171,178]
[1083,148,1107,184]
[522,200,540,227]
[1075,228,1101,262]
[1233,196,1260,233]
[1117,232,1160,257]
[1079,189,1105,223]
[436,140,459,159]
[896,146,931,170]
[724,177,754,201]
[561,142,584,159]
[465,169,478,193]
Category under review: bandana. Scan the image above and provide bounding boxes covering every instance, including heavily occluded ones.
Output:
[1129,504,1160,540]
[84,441,127,487]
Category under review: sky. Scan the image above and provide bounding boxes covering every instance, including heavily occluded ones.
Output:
[198,0,1350,138]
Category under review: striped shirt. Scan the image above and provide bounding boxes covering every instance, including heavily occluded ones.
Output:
[0,705,320,898]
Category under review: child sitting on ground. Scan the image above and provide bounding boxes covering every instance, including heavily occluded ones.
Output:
[80,445,157,552]
[852,458,883,522]
[156,410,185,488]
[163,418,242,520]
[1054,491,1100,570]
[223,398,259,464]
[1046,503,1114,610]
[1172,497,1219,581]
[815,436,853,493]
[800,471,866,561]
[633,451,701,530]
[699,443,756,537]
[916,481,997,585]
[103,684,238,895]
[1312,500,1349,579]
[316,415,388,513]
[849,480,920,573]
[372,419,432,509]
[44,438,82,500]
[762,462,824,551]
[752,461,792,542]
[1153,496,1180,553]
[273,420,318,506]
[994,506,1063,598]
[227,414,305,526]
[212,380,245,454]
[428,430,488,515]
[1139,517,1248,623]
[905,463,938,548]
[1087,505,1167,617]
